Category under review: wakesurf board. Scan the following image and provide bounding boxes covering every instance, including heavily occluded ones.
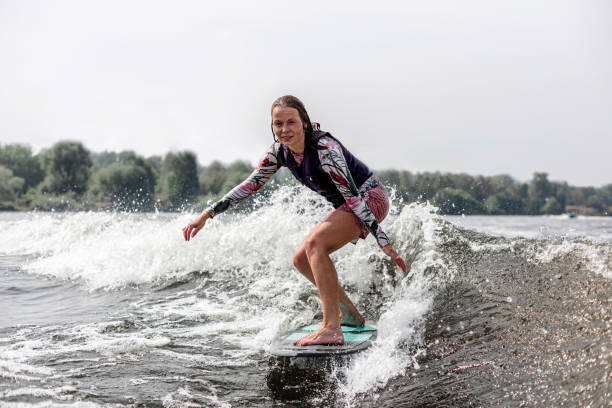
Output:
[269,323,377,357]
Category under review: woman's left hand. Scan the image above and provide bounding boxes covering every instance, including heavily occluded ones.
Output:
[382,244,407,275]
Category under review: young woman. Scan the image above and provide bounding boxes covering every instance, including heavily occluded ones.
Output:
[182,95,406,346]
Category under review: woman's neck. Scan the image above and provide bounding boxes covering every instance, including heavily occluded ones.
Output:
[289,141,305,154]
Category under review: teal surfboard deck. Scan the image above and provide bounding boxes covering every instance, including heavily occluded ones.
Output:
[269,323,377,357]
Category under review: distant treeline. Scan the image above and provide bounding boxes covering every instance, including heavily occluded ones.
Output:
[1,141,610,216]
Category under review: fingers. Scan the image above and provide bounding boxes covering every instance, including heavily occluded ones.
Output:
[395,257,408,274]
[382,244,398,260]
[182,222,195,241]
[382,244,408,275]
[191,225,202,238]
[183,217,207,242]
[183,225,192,241]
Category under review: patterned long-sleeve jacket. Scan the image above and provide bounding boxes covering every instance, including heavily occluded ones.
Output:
[205,134,390,248]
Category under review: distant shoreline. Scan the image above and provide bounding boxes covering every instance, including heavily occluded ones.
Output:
[1,141,610,216]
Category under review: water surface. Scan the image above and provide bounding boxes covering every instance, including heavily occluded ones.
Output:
[1,189,610,407]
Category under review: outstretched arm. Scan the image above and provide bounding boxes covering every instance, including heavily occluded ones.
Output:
[182,143,281,241]
[317,137,407,273]
[204,144,281,217]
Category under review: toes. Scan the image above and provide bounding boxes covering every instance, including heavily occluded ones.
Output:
[293,328,344,346]
[294,333,314,346]
[293,331,317,346]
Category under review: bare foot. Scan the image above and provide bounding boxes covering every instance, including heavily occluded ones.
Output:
[317,303,365,328]
[339,301,365,327]
[340,311,365,327]
[294,326,344,346]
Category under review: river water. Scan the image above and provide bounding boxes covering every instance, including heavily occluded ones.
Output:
[1,187,610,407]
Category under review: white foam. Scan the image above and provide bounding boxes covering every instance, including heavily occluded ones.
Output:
[0,385,77,400]
[0,402,104,408]
[451,218,612,280]
[0,322,172,378]
[0,188,455,402]
[162,383,231,408]
[531,239,612,279]
[0,188,330,290]
[0,360,53,376]
[340,287,432,399]
[0,335,57,384]
[338,202,450,402]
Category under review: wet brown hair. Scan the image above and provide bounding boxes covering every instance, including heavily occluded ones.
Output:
[270,95,324,150]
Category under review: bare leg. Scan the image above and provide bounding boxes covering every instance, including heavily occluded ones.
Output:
[293,242,365,326]
[293,210,362,346]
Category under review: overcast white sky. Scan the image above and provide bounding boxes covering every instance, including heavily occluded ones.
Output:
[1,0,610,186]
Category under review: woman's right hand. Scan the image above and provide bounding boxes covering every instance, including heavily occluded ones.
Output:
[382,244,408,275]
[182,211,211,241]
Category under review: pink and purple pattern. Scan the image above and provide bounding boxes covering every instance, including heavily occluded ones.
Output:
[205,136,390,248]
[205,143,281,217]
[317,136,390,248]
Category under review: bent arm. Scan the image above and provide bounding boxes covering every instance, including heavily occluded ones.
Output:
[205,143,281,218]
[317,137,390,248]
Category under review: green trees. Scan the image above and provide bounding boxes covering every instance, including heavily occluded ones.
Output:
[433,188,485,215]
[373,170,607,215]
[198,160,256,203]
[220,160,252,193]
[598,185,612,215]
[41,141,92,195]
[160,151,199,209]
[0,144,44,193]
[96,152,157,211]
[0,140,610,215]
[526,172,551,214]
[484,193,524,215]
[524,172,570,215]
[0,166,25,209]
[199,160,229,196]
[540,197,563,214]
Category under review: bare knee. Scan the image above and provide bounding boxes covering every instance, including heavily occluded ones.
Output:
[293,247,308,270]
[304,234,328,259]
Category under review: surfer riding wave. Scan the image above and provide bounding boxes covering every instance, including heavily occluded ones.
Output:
[182,95,407,346]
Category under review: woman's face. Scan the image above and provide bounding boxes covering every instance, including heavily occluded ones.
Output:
[272,106,306,153]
